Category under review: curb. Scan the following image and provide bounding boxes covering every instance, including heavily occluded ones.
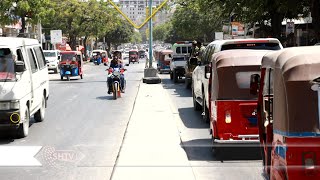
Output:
[142,77,161,84]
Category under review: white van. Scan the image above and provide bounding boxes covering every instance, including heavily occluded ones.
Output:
[44,50,60,73]
[172,41,192,57]
[0,37,49,137]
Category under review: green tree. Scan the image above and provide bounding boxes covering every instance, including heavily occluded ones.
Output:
[153,22,171,41]
[130,30,142,44]
[104,20,134,51]
[0,0,52,36]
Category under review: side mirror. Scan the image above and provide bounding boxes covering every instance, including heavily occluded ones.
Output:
[204,64,211,79]
[189,58,198,66]
[250,74,261,95]
[15,61,25,72]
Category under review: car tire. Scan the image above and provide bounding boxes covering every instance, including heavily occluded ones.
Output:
[193,91,201,111]
[202,95,210,123]
[34,95,46,122]
[173,71,178,83]
[17,106,30,138]
[185,78,191,89]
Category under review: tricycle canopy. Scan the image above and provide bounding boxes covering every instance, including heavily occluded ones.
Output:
[273,46,320,134]
[211,50,271,100]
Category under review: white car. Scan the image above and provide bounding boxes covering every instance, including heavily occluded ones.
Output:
[0,37,49,137]
[44,50,60,73]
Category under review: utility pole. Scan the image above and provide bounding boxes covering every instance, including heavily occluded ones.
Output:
[148,0,153,68]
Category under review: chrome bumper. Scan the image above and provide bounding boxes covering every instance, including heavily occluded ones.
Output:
[214,134,259,144]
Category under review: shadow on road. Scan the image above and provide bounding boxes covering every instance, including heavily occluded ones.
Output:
[161,78,191,97]
[96,96,115,100]
[182,139,262,162]
[178,107,209,129]
[0,132,15,144]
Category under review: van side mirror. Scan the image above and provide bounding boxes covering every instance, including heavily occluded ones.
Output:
[15,61,25,72]
[250,74,261,95]
[204,64,211,79]
[189,58,198,66]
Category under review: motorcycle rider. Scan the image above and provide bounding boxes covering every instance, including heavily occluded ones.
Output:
[107,55,125,94]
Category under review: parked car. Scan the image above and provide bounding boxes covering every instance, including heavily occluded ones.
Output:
[170,55,187,83]
[192,38,283,123]
[0,37,49,138]
[44,50,60,73]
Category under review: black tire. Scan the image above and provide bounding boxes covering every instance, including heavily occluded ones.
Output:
[185,79,191,89]
[34,95,46,122]
[80,74,83,79]
[61,76,63,80]
[113,83,117,100]
[193,91,202,111]
[202,95,210,123]
[173,71,178,83]
[17,106,30,138]
[170,72,173,80]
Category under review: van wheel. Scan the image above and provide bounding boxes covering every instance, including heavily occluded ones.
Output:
[34,95,46,122]
[17,107,30,138]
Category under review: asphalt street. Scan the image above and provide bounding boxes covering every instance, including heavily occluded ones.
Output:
[159,74,264,180]
[0,60,144,180]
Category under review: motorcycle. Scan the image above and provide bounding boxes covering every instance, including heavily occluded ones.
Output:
[108,67,126,100]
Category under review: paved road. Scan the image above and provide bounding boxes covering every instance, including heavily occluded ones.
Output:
[0,61,145,180]
[159,74,264,180]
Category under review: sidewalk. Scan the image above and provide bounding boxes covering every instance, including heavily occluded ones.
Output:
[111,81,195,180]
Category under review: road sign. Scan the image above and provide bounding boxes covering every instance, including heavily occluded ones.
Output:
[50,30,62,44]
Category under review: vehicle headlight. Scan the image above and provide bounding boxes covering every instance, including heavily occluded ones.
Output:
[0,101,20,110]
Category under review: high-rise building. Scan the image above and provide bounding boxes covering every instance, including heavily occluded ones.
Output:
[118,0,164,23]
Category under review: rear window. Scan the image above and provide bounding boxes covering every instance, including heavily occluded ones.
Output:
[173,57,185,61]
[236,71,261,89]
[221,43,281,51]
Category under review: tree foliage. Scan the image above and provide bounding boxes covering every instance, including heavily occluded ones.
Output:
[0,0,53,36]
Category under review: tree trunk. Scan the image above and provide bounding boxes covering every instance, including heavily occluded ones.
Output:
[83,36,88,60]
[270,11,283,40]
[69,34,77,51]
[311,0,320,43]
[18,16,26,37]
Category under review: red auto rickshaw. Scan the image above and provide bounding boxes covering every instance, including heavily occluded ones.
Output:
[59,51,83,81]
[157,50,172,74]
[206,50,271,155]
[251,46,320,180]
[129,49,139,64]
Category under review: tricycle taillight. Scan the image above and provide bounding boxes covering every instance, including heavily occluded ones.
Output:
[225,111,231,124]
[303,152,316,170]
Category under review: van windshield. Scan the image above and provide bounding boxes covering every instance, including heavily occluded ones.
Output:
[44,52,56,57]
[0,48,16,81]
